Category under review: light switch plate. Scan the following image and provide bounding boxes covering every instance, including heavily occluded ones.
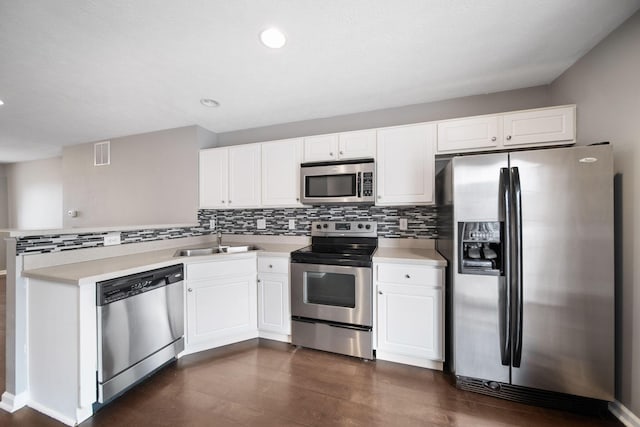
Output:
[399,218,408,231]
[257,219,266,229]
[104,232,121,246]
[288,219,296,230]
[209,219,216,229]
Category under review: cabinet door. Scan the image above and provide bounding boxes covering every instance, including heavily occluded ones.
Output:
[186,275,257,347]
[199,148,228,209]
[257,273,291,335]
[228,143,261,208]
[503,106,575,147]
[261,138,303,207]
[303,134,339,162]
[376,123,435,205]
[377,283,443,361]
[436,116,500,153]
[338,129,376,159]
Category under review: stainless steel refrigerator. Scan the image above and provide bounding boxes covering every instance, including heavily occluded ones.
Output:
[436,144,614,409]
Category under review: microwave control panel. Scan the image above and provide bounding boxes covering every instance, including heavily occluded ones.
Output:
[362,172,373,197]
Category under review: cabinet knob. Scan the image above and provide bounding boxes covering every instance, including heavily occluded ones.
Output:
[188,288,193,292]
[405,274,411,279]
[491,136,497,142]
[228,200,232,203]
[378,291,383,295]
[221,200,225,203]
[339,151,344,155]
[296,197,300,202]
[257,279,261,284]
[329,152,334,156]
[506,135,512,141]
[378,195,382,199]
[269,264,273,268]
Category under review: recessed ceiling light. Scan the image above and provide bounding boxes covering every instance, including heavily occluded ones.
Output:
[260,28,286,49]
[200,98,220,108]
[0,99,4,106]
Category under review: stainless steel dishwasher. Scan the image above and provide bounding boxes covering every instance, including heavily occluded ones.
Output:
[96,264,184,403]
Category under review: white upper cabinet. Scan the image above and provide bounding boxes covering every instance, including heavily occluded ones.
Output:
[261,138,303,207]
[376,123,435,206]
[437,116,500,153]
[435,105,576,154]
[303,129,376,162]
[199,148,228,209]
[199,144,261,209]
[502,105,575,147]
[228,144,261,208]
[338,129,377,159]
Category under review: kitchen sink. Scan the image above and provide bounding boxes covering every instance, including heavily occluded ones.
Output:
[173,245,261,257]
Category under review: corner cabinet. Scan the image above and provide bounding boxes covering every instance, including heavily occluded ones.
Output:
[376,123,435,206]
[261,138,303,207]
[436,105,575,154]
[375,262,445,370]
[184,255,258,355]
[303,129,376,162]
[199,144,261,209]
[257,256,291,342]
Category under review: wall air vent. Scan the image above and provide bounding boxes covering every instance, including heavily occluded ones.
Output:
[94,141,110,166]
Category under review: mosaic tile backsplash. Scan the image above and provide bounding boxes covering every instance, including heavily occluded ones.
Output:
[16,205,438,255]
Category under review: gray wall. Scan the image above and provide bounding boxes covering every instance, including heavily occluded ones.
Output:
[217,86,552,145]
[0,164,7,271]
[550,11,640,417]
[62,126,200,228]
[6,157,63,230]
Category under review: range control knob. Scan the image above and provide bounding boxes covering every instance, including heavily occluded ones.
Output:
[358,223,364,229]
[365,224,371,230]
[316,224,322,230]
[323,223,328,229]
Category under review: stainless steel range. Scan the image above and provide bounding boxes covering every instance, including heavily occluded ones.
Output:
[290,221,377,359]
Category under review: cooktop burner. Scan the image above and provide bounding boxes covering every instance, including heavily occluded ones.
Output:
[291,221,378,267]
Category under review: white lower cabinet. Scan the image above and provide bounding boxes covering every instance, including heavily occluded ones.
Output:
[375,262,444,370]
[257,256,291,342]
[184,255,258,354]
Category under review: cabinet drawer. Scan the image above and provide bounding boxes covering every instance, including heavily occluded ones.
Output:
[377,264,443,287]
[187,257,256,281]
[257,257,289,274]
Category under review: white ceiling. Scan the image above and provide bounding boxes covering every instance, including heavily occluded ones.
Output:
[1,0,639,163]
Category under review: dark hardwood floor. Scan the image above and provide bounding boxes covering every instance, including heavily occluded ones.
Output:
[0,275,623,426]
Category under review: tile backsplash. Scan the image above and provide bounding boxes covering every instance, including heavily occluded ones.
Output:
[16,205,438,255]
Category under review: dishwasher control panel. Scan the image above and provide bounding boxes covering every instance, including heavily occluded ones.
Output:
[96,264,184,305]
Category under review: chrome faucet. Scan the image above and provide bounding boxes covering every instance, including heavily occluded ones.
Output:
[217,230,222,248]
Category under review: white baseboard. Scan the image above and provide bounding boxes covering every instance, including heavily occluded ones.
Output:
[258,330,291,343]
[375,351,444,370]
[27,400,76,426]
[610,401,640,427]
[0,391,28,413]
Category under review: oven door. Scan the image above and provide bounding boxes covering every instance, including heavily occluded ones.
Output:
[291,262,372,327]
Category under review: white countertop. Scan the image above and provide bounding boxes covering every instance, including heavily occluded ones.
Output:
[22,241,306,285]
[372,247,447,267]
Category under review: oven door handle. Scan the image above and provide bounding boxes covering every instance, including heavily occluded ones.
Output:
[357,172,362,198]
[292,316,372,331]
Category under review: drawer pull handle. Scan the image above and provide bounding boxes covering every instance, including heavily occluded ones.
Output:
[405,274,411,279]
[188,288,193,292]
[269,264,273,268]
[378,291,383,295]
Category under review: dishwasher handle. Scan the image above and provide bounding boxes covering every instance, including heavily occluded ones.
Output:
[97,264,184,306]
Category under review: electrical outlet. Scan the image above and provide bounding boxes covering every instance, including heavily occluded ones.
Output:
[399,218,408,231]
[104,232,121,246]
[288,219,296,230]
[257,219,266,229]
[209,219,216,229]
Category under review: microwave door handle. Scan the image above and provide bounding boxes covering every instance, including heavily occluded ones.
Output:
[357,172,362,198]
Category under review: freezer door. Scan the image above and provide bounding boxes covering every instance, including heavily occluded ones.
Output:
[509,145,614,400]
[453,153,510,382]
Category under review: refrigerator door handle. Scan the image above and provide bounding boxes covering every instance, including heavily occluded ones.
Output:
[499,167,511,366]
[511,166,524,367]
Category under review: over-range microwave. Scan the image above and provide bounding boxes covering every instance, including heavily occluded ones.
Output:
[300,158,375,205]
